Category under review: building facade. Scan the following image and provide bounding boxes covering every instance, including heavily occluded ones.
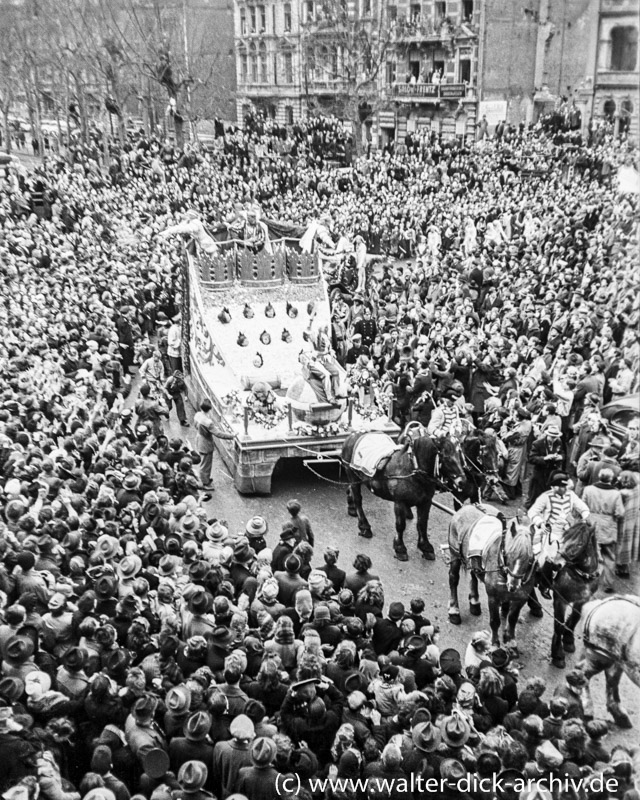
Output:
[233,0,638,140]
[234,0,480,141]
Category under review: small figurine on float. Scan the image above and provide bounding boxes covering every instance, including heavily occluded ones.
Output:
[246,381,277,416]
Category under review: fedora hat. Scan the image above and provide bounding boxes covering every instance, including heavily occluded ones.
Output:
[0,677,25,702]
[490,647,511,669]
[178,761,208,793]
[122,472,141,491]
[440,758,467,785]
[210,626,234,648]
[284,554,301,573]
[116,555,142,580]
[164,532,183,554]
[405,635,426,655]
[250,736,277,767]
[166,685,192,716]
[245,516,267,538]
[94,575,118,599]
[233,540,255,565]
[412,721,441,753]
[545,424,562,437]
[158,555,176,577]
[180,511,199,534]
[441,713,471,747]
[184,710,212,742]
[189,561,209,582]
[62,647,87,673]
[95,534,120,560]
[188,590,211,616]
[5,635,35,664]
[205,521,227,542]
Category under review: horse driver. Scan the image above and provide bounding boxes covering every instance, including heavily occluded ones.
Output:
[529,471,591,599]
[427,387,463,440]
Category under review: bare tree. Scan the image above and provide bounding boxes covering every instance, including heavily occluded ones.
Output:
[302,0,393,151]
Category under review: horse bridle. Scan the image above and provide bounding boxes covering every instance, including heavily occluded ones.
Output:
[496,515,536,583]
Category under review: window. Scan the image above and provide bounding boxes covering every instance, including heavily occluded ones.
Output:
[240,53,248,82]
[610,26,638,71]
[258,5,266,31]
[462,0,473,21]
[272,5,276,32]
[435,0,446,20]
[273,54,278,83]
[305,0,314,21]
[603,98,616,120]
[240,8,247,34]
[284,51,293,82]
[285,106,294,125]
[250,45,258,81]
[284,3,291,30]
[249,6,256,31]
[459,58,471,83]
[330,47,338,78]
[259,43,267,81]
[410,3,420,21]
[386,59,397,84]
[388,4,397,21]
[362,0,371,15]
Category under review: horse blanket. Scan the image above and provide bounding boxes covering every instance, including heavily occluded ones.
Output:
[350,433,399,477]
[468,508,503,562]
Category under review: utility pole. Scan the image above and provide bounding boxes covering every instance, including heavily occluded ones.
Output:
[181,0,194,141]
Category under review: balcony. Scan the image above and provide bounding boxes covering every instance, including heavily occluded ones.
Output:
[305,78,350,93]
[390,82,473,101]
[390,17,478,43]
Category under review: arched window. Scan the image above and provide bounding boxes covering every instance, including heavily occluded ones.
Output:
[610,26,638,71]
[603,98,616,120]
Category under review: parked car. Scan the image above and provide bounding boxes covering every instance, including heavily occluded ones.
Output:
[601,393,640,446]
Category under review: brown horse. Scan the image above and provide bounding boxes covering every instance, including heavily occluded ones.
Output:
[448,505,537,651]
[341,431,466,561]
[578,595,640,728]
[541,520,600,669]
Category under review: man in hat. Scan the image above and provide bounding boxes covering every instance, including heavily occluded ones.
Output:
[126,695,167,764]
[525,424,566,508]
[286,500,314,547]
[212,714,255,799]
[427,387,463,440]
[194,399,234,491]
[167,314,183,375]
[345,332,369,366]
[529,471,590,598]
[41,593,74,657]
[165,370,189,427]
[271,524,297,573]
[169,711,214,780]
[235,736,279,800]
[582,467,625,591]
[372,602,405,656]
[176,760,214,800]
[135,382,169,438]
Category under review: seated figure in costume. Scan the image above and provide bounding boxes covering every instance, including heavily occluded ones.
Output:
[528,471,591,598]
[246,381,277,415]
[239,206,272,254]
[301,315,345,406]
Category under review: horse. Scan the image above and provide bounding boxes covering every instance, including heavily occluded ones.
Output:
[541,520,600,669]
[447,505,537,651]
[340,431,466,562]
[577,595,640,728]
[456,428,507,506]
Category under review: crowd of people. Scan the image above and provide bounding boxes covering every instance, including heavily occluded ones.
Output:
[0,108,639,800]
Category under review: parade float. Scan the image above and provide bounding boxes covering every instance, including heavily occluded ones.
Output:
[181,233,399,494]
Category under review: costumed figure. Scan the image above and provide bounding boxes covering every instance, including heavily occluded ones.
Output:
[240,205,272,254]
[300,213,336,267]
[529,471,591,598]
[159,209,218,255]
[246,381,278,416]
[301,312,346,405]
[427,387,463,441]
